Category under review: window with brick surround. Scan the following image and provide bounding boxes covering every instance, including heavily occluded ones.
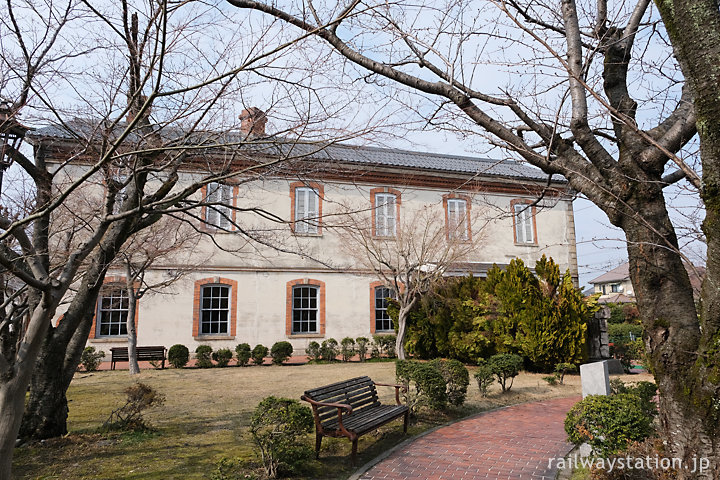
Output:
[445,196,470,241]
[512,200,536,244]
[286,279,325,336]
[97,287,129,337]
[294,186,320,234]
[199,285,231,335]
[375,193,396,237]
[374,286,395,332]
[204,182,233,229]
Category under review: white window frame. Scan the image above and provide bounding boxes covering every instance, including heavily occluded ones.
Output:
[199,284,231,335]
[374,286,396,332]
[294,186,319,234]
[375,193,396,237]
[205,182,233,229]
[514,203,535,244]
[97,287,129,337]
[291,285,319,334]
[447,198,468,240]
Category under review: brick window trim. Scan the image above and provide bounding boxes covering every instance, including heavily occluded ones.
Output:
[370,187,402,238]
[442,193,472,242]
[285,278,326,336]
[89,275,140,339]
[510,199,539,245]
[289,181,324,235]
[192,277,238,338]
[200,183,239,232]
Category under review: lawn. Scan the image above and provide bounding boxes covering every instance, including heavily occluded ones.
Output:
[12,361,598,479]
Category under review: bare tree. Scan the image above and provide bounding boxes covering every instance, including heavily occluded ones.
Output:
[223,0,718,475]
[334,199,482,359]
[0,0,375,476]
[113,218,203,374]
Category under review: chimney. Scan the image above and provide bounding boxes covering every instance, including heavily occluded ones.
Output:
[239,107,267,136]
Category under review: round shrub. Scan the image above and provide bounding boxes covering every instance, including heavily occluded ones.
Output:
[355,337,369,362]
[195,345,214,368]
[474,359,494,397]
[565,393,654,456]
[168,344,190,368]
[251,344,269,365]
[488,353,523,392]
[429,358,470,406]
[250,396,314,478]
[81,346,105,372]
[340,337,355,362]
[396,359,448,412]
[270,341,293,365]
[306,341,321,362]
[235,343,251,367]
[212,348,233,367]
[320,338,338,361]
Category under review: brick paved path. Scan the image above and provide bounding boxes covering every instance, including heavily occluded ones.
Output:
[355,396,581,480]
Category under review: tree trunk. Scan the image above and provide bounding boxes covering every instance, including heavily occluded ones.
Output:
[126,283,140,375]
[396,304,413,360]
[616,192,717,478]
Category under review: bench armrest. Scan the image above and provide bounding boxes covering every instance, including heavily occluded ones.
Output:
[373,382,407,405]
[301,395,353,433]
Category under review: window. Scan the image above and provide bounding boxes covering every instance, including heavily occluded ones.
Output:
[204,182,233,229]
[97,287,129,337]
[199,285,230,335]
[294,186,320,234]
[611,284,621,293]
[291,285,319,334]
[513,201,535,244]
[285,279,325,336]
[374,286,395,332]
[447,198,469,240]
[374,193,397,237]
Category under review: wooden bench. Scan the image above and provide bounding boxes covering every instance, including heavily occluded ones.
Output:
[110,346,167,370]
[301,375,409,463]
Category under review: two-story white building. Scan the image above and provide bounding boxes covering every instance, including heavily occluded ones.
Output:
[30,111,579,354]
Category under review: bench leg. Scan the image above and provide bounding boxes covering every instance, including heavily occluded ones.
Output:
[403,410,409,434]
[315,432,322,458]
[351,437,358,465]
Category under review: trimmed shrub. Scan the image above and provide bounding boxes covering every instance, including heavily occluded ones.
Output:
[250,396,314,478]
[355,337,369,362]
[396,360,448,412]
[81,346,105,372]
[340,337,355,362]
[251,344,269,365]
[474,359,494,396]
[195,345,214,368]
[270,341,294,365]
[488,354,523,392]
[429,358,470,406]
[373,334,397,358]
[168,344,190,369]
[235,343,251,367]
[320,338,338,361]
[610,379,658,418]
[212,348,233,367]
[565,393,654,456]
[306,341,321,362]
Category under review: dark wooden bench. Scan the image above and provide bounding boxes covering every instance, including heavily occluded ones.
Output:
[301,375,409,463]
[110,346,167,370]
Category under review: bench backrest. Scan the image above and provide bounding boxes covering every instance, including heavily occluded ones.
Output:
[110,346,166,358]
[303,376,380,424]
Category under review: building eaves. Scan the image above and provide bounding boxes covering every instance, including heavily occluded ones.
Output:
[27,121,566,184]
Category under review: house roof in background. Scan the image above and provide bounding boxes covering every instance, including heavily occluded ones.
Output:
[28,121,565,183]
[589,263,629,284]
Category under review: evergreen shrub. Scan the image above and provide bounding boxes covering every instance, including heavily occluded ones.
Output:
[212,348,233,367]
[195,345,214,368]
[168,344,190,368]
[235,343,251,366]
[270,341,293,365]
[251,344,269,365]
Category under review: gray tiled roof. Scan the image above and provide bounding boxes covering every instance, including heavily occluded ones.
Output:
[28,120,563,183]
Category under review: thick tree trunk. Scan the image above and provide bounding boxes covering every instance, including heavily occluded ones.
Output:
[617,193,717,478]
[0,375,31,480]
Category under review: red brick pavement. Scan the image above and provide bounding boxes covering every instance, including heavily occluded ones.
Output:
[356,396,581,480]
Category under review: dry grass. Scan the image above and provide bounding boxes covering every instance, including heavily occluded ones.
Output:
[12,362,647,480]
